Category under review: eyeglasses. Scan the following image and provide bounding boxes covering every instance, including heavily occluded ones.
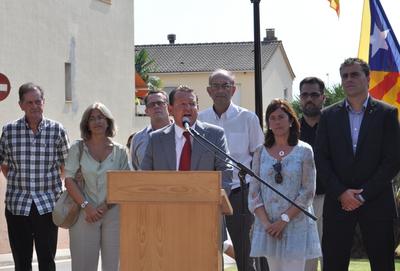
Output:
[300,92,321,99]
[209,83,234,90]
[88,115,106,122]
[146,101,167,108]
[273,161,283,184]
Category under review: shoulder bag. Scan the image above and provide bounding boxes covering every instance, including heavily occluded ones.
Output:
[52,140,85,229]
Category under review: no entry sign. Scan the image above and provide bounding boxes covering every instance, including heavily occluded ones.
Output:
[0,73,11,102]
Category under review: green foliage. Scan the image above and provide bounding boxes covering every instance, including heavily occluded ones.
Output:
[324,84,345,106]
[291,84,345,118]
[135,49,163,90]
[147,75,163,91]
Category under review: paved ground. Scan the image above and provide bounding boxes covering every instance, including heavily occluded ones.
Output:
[0,249,236,270]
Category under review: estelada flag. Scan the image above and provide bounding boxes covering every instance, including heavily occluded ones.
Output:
[328,0,340,17]
[358,0,400,111]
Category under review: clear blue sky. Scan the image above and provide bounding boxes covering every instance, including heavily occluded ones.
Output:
[134,0,400,96]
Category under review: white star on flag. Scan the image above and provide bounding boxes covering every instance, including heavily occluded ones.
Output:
[370,24,390,58]
[0,84,7,92]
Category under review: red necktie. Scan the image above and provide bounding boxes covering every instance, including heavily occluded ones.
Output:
[179,131,191,171]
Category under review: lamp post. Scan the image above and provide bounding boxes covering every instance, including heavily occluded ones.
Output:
[250,4,269,271]
[251,0,263,129]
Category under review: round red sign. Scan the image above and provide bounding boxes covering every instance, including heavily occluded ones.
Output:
[0,73,11,101]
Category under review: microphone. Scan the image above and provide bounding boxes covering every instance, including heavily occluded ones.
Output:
[182,117,191,131]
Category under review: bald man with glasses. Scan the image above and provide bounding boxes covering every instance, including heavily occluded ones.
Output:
[199,69,264,271]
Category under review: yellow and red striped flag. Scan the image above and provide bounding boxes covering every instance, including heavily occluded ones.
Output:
[328,0,340,17]
[358,0,400,112]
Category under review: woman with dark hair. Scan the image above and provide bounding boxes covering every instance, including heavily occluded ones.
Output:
[249,99,321,271]
[64,102,130,271]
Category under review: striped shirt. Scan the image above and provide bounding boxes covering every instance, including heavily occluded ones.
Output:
[0,117,69,216]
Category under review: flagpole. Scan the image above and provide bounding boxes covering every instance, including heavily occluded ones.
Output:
[358,0,371,61]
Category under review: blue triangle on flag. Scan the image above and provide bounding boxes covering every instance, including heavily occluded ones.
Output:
[368,0,400,72]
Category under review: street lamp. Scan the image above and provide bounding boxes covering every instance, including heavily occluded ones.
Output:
[250,4,270,270]
[251,0,263,129]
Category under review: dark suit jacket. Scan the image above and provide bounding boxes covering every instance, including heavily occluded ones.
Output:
[315,97,400,220]
[141,121,233,194]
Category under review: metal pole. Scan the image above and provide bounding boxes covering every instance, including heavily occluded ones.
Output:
[251,0,263,129]
[250,5,269,271]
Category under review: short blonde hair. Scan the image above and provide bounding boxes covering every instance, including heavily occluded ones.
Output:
[80,102,117,140]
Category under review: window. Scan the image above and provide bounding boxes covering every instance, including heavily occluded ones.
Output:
[65,63,72,102]
[283,88,288,100]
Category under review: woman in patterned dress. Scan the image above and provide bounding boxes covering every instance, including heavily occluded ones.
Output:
[249,98,321,271]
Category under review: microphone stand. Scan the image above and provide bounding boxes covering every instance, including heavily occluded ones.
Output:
[186,125,317,271]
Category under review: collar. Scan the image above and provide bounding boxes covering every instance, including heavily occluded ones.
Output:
[145,125,153,134]
[23,116,45,131]
[174,122,196,138]
[212,102,238,120]
[345,95,369,113]
[149,119,174,133]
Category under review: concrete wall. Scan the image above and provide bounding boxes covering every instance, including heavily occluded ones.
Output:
[0,0,134,253]
[262,47,294,106]
[0,0,135,144]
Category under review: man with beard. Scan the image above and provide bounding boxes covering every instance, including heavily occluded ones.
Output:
[299,77,326,271]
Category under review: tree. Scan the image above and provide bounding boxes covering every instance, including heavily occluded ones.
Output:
[135,49,162,90]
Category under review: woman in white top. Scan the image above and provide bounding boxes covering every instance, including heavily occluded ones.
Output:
[64,102,130,271]
[249,99,321,271]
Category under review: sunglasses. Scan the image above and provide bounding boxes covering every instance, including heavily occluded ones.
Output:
[273,161,283,184]
[300,92,321,99]
[146,101,167,108]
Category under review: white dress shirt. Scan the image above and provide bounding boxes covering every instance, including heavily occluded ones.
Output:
[199,103,264,189]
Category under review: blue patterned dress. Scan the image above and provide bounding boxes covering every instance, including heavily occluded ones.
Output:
[248,141,321,260]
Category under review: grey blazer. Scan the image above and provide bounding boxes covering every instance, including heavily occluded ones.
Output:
[141,121,233,194]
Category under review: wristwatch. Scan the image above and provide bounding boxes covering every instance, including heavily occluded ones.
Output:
[80,200,89,209]
[280,213,290,223]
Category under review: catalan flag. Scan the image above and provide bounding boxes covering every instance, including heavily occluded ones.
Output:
[328,0,340,17]
[358,0,400,111]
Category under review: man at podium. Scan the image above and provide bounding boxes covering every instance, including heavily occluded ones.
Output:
[141,85,232,194]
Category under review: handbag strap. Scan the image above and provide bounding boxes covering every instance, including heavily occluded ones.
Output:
[75,140,85,187]
[78,140,84,163]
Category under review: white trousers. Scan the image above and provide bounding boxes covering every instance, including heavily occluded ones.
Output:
[69,205,120,271]
[304,194,325,271]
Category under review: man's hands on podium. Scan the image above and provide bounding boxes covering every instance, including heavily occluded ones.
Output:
[339,188,364,212]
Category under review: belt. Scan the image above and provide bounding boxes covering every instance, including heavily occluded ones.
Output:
[231,183,249,194]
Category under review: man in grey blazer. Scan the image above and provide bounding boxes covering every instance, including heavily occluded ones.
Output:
[141,85,232,194]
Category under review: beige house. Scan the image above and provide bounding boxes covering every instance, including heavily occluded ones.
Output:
[0,0,134,253]
[136,29,295,122]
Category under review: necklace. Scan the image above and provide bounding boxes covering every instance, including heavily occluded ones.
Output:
[278,150,285,157]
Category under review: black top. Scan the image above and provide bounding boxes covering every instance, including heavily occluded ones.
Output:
[300,117,325,195]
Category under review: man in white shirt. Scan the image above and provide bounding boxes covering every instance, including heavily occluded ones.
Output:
[199,69,264,271]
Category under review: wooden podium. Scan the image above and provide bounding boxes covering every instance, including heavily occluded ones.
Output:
[107,171,232,271]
